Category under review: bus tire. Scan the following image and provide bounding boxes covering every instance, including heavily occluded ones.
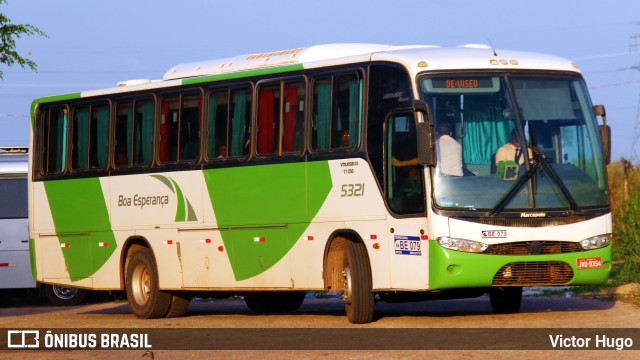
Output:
[125,248,172,319]
[166,292,191,318]
[489,286,522,313]
[44,284,88,306]
[244,291,306,313]
[343,241,374,324]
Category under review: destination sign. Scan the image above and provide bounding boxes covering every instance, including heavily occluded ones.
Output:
[430,78,495,89]
[422,77,500,93]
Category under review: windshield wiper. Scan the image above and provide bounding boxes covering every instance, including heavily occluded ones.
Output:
[488,149,582,216]
[536,150,582,214]
[488,155,540,217]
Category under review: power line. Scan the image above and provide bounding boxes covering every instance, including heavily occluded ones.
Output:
[0,114,29,118]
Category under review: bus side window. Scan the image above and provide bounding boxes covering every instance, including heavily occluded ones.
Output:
[312,72,361,151]
[257,84,279,155]
[207,90,229,160]
[368,64,413,187]
[256,79,305,156]
[115,99,154,167]
[229,88,252,157]
[313,78,331,150]
[91,106,109,169]
[161,96,179,162]
[39,107,68,175]
[115,102,133,166]
[181,94,201,161]
[72,104,109,171]
[387,114,425,214]
[333,74,360,149]
[134,100,154,165]
[283,83,305,153]
[71,107,90,170]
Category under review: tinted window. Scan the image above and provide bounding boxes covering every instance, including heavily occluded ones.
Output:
[0,178,27,218]
[312,72,362,151]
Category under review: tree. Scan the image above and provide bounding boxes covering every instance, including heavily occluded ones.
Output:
[0,0,47,79]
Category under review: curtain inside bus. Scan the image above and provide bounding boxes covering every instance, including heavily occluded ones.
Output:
[461,95,512,165]
[208,95,217,158]
[231,92,247,157]
[126,107,134,164]
[139,102,154,164]
[96,107,109,167]
[258,89,275,154]
[348,80,358,147]
[159,101,170,162]
[75,109,90,169]
[316,81,330,150]
[283,86,298,152]
[58,110,67,172]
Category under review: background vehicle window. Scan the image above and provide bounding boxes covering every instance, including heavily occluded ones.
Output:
[0,178,27,218]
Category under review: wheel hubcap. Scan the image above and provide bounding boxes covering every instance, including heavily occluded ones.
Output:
[52,286,78,300]
[132,264,151,305]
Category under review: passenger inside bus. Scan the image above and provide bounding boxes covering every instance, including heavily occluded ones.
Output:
[435,122,463,177]
[495,128,532,166]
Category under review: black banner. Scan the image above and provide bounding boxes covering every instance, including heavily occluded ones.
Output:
[2,328,639,350]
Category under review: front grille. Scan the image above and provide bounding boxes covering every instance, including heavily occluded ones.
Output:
[492,261,574,286]
[461,217,585,227]
[485,241,582,255]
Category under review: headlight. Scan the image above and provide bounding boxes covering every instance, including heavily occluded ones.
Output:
[580,234,611,250]
[437,236,488,253]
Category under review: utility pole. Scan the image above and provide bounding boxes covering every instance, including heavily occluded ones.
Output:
[630,22,640,162]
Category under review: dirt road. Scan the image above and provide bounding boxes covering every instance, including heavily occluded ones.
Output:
[1,293,638,359]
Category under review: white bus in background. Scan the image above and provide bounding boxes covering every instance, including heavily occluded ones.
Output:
[0,146,88,306]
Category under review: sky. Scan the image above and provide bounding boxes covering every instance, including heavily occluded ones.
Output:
[1,0,639,161]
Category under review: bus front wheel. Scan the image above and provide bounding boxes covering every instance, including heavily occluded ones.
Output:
[342,241,374,324]
[125,248,172,319]
[489,286,522,313]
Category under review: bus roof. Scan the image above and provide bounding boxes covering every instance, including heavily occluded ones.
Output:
[33,43,581,104]
[163,43,580,81]
[0,146,27,174]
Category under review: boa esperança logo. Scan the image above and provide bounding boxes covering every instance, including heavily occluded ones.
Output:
[117,175,197,222]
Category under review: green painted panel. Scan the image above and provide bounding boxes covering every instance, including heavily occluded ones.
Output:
[44,178,116,280]
[182,64,304,86]
[28,238,36,280]
[204,161,332,280]
[428,241,612,289]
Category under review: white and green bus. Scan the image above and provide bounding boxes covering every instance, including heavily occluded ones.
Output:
[29,44,612,323]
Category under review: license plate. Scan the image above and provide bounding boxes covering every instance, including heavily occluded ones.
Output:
[482,230,507,238]
[394,236,421,256]
[577,257,602,269]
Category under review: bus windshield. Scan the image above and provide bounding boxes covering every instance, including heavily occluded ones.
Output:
[420,74,609,212]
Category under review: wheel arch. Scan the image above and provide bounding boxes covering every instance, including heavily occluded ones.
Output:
[119,236,152,289]
[322,229,369,291]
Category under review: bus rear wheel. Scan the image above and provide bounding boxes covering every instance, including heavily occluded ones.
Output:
[166,292,191,318]
[125,248,172,319]
[489,286,522,313]
[342,242,374,324]
[244,291,306,313]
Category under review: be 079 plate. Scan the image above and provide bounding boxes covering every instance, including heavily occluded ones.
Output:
[394,235,421,256]
[577,257,602,269]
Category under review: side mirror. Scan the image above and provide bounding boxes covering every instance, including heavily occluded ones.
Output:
[414,101,437,166]
[599,124,611,165]
[593,105,611,165]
